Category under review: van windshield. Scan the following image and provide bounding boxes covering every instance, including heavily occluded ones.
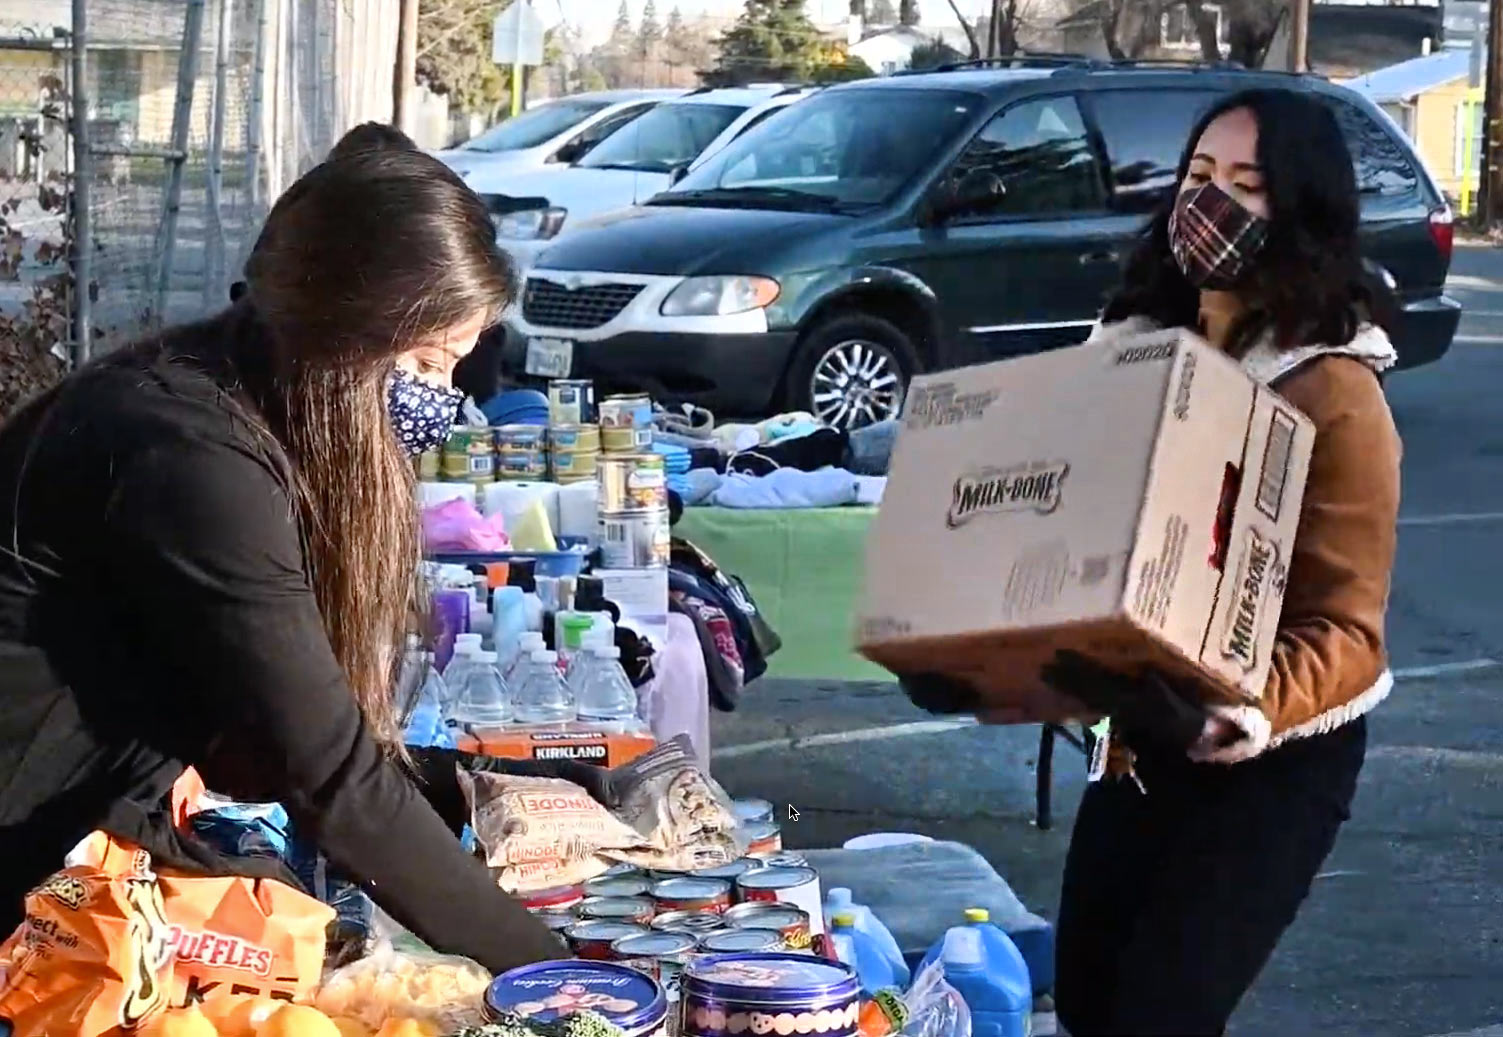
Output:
[661,89,979,210]
[579,103,746,172]
[462,100,611,152]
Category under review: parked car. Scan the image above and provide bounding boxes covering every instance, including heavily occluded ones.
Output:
[434,89,684,182]
[503,61,1460,429]
[472,85,822,269]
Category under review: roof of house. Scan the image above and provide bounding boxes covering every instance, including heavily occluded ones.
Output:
[1341,48,1469,103]
[852,24,975,54]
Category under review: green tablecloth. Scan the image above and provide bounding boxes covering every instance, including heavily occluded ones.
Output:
[674,506,893,682]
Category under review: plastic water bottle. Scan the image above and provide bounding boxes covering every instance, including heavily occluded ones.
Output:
[575,645,639,723]
[829,912,900,997]
[450,650,511,728]
[825,888,910,988]
[505,632,546,684]
[403,655,456,749]
[442,642,483,722]
[513,649,575,724]
[923,910,1031,1037]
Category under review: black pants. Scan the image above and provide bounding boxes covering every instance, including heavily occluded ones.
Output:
[1055,717,1367,1036]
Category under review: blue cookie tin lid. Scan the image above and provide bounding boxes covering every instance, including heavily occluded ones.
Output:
[486,960,667,1032]
[683,953,860,1005]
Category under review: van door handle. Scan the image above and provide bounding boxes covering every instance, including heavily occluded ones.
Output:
[1079,249,1120,266]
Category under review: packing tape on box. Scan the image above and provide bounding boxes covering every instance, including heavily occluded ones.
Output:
[556,479,601,541]
[481,480,561,534]
[418,481,477,510]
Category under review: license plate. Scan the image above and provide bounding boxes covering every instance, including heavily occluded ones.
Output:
[525,337,574,378]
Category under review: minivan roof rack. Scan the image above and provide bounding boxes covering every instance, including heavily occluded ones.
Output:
[919,53,1096,73]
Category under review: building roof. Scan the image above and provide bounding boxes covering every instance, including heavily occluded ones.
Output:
[1341,47,1468,102]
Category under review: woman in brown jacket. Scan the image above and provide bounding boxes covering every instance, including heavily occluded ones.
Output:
[905,88,1402,1034]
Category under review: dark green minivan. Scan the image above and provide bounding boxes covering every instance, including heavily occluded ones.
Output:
[504,60,1459,429]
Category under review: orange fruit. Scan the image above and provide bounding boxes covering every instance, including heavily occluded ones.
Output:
[214,997,283,1037]
[374,1021,441,1037]
[331,1019,373,1037]
[255,1004,343,1037]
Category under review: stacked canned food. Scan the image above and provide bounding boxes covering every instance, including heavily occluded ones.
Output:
[549,380,602,484]
[596,393,667,570]
[518,800,824,999]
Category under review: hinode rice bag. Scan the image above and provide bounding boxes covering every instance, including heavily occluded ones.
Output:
[459,771,639,893]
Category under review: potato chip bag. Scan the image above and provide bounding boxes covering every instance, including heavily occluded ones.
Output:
[0,841,175,1035]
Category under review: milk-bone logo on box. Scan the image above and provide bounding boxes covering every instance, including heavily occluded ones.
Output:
[947,461,1069,528]
[168,926,276,976]
[1220,527,1285,671]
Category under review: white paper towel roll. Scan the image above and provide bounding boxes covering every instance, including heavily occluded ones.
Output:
[556,480,601,540]
[482,480,561,535]
[418,481,476,510]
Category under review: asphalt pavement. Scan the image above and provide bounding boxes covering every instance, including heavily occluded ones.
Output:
[709,245,1503,1037]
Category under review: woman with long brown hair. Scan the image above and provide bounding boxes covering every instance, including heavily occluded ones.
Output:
[0,129,566,969]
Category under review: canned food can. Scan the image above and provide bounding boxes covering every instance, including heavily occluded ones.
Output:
[487,960,668,1037]
[580,895,657,924]
[724,903,813,952]
[599,453,668,512]
[496,447,549,480]
[536,908,578,939]
[742,820,783,857]
[495,423,549,452]
[652,911,730,937]
[549,380,597,426]
[585,875,654,900]
[551,446,600,480]
[549,423,601,453]
[599,392,653,430]
[565,920,651,960]
[678,953,860,1037]
[416,449,441,481]
[442,427,493,484]
[651,877,733,915]
[599,508,671,569]
[602,423,654,454]
[733,799,775,826]
[522,884,585,913]
[697,928,785,954]
[760,853,809,870]
[613,931,698,999]
[604,861,646,879]
[734,867,824,936]
[691,858,765,883]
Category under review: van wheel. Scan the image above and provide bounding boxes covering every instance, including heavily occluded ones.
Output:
[787,313,917,431]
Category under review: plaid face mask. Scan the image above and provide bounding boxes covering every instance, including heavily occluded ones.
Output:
[1168,181,1269,290]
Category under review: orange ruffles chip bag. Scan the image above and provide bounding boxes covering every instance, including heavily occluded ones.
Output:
[0,838,175,1035]
[0,832,335,1035]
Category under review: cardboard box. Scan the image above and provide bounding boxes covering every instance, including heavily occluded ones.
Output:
[456,724,655,767]
[857,330,1315,709]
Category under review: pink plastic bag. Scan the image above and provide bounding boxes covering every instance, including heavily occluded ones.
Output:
[422,497,510,552]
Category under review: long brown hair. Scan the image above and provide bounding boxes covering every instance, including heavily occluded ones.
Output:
[238,142,511,744]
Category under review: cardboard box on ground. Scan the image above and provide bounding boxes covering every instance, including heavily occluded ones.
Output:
[858,329,1315,713]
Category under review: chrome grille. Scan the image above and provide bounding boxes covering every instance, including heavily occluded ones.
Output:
[522,278,644,330]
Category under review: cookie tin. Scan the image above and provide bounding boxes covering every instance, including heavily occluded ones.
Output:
[678,953,860,1037]
[486,960,668,1037]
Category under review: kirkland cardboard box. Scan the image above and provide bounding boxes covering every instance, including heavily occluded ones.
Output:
[857,329,1315,712]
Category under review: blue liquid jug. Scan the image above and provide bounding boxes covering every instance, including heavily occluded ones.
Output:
[923,909,1031,1037]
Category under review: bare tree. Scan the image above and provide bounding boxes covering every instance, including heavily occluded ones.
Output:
[943,0,982,57]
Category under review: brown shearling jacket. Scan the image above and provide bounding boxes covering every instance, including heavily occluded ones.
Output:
[1090,319,1402,769]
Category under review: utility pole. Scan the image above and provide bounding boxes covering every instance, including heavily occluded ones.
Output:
[394,0,419,133]
[1483,0,1503,226]
[1289,0,1311,72]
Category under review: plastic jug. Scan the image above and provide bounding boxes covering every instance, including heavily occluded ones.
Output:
[922,910,1031,1037]
[824,888,910,988]
[829,912,902,996]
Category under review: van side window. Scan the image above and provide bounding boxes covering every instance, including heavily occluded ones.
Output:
[555,103,654,162]
[1322,98,1420,195]
[943,95,1105,220]
[1087,89,1217,213]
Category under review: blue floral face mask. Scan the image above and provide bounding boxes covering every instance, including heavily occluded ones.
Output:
[387,369,463,456]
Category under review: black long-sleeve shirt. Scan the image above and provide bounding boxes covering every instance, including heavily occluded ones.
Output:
[0,315,558,970]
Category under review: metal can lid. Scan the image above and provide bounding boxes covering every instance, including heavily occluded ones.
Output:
[652,910,727,934]
[760,853,809,869]
[742,820,781,841]
[579,896,655,920]
[584,876,653,899]
[725,904,808,930]
[735,866,818,892]
[698,929,784,953]
[521,884,584,910]
[683,953,859,1004]
[691,858,764,882]
[651,877,732,902]
[536,910,578,932]
[487,961,666,1031]
[565,920,650,943]
[733,798,775,823]
[613,931,699,958]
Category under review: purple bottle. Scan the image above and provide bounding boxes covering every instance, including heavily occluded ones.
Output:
[432,587,470,672]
